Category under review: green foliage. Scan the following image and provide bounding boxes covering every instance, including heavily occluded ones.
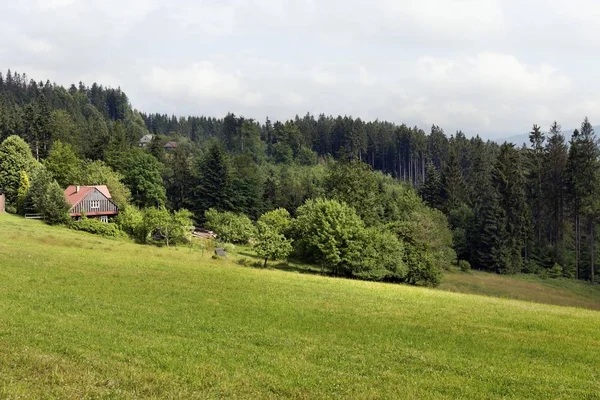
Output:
[257,208,292,235]
[204,208,256,244]
[118,150,166,207]
[292,198,365,277]
[419,161,442,209]
[0,135,38,206]
[16,170,30,215]
[195,143,234,216]
[123,206,193,246]
[458,260,471,273]
[43,141,81,187]
[324,160,383,226]
[43,181,70,224]
[254,221,293,267]
[549,263,563,279]
[27,169,70,225]
[69,217,125,237]
[79,160,131,208]
[358,227,407,281]
[115,205,144,239]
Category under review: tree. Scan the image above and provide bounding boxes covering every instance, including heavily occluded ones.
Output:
[142,207,193,246]
[441,147,466,211]
[324,160,383,226]
[258,208,292,235]
[419,161,442,209]
[79,160,131,209]
[292,198,365,276]
[543,122,568,264]
[27,167,69,224]
[204,208,256,244]
[120,151,166,208]
[0,135,38,206]
[566,118,599,280]
[254,221,293,267]
[195,143,234,217]
[16,170,30,215]
[43,141,81,187]
[492,143,530,273]
[42,180,70,224]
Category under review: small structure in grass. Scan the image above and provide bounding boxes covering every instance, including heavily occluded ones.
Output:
[215,248,227,258]
[0,189,5,213]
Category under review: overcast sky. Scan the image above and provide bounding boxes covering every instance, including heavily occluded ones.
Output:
[2,0,600,138]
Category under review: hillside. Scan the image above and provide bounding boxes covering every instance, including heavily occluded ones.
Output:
[1,213,600,399]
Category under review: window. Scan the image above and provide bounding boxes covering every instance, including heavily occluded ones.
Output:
[90,200,100,209]
[100,216,108,223]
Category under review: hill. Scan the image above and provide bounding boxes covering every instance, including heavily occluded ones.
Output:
[1,213,600,399]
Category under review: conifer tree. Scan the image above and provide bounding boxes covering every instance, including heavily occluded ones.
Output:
[442,147,467,212]
[420,161,442,209]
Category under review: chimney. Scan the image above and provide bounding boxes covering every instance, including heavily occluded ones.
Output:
[76,185,80,193]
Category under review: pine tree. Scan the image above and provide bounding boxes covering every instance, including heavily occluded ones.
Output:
[441,147,467,211]
[492,143,530,273]
[542,122,568,264]
[420,161,442,209]
[195,143,234,218]
[526,124,545,250]
[567,118,600,280]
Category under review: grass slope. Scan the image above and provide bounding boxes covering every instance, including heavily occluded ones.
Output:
[441,270,600,310]
[1,213,600,399]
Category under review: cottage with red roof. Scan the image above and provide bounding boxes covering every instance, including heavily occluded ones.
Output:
[64,185,118,223]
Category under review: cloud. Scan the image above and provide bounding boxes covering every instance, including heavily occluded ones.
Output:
[2,0,600,137]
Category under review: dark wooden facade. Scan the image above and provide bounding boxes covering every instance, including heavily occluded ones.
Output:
[68,189,118,218]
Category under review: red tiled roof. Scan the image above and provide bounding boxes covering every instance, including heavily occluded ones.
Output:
[64,185,112,207]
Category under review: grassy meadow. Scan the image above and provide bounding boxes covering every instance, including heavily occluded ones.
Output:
[1,213,600,399]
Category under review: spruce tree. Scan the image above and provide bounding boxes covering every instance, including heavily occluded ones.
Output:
[195,143,234,218]
[420,161,442,209]
[441,147,467,212]
[542,122,568,264]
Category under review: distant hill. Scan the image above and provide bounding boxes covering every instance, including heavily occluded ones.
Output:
[496,126,600,146]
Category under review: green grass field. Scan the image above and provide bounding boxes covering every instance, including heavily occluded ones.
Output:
[1,213,600,399]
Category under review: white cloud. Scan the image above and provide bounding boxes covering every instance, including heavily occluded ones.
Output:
[3,0,600,137]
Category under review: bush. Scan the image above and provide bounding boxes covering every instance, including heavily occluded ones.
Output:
[549,263,563,279]
[458,260,471,273]
[522,258,541,274]
[69,217,126,238]
[204,208,256,244]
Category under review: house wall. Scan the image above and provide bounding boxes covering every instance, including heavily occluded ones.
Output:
[69,190,118,216]
[0,193,5,213]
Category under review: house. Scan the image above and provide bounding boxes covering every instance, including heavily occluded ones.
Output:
[163,141,178,151]
[139,134,154,147]
[0,190,5,213]
[64,185,118,222]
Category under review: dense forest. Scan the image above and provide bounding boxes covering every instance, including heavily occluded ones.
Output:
[0,69,599,284]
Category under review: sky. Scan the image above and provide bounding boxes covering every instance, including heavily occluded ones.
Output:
[2,0,600,139]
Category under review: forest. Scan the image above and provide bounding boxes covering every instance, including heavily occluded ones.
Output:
[0,69,598,285]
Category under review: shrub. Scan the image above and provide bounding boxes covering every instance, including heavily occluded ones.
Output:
[522,258,541,274]
[549,263,563,279]
[69,217,126,238]
[204,208,256,244]
[458,260,471,273]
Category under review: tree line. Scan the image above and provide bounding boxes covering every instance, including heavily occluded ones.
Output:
[1,69,599,283]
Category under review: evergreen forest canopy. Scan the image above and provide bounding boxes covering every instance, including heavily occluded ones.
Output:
[0,69,599,285]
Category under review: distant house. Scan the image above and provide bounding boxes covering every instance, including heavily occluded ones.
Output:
[64,185,118,222]
[139,134,154,147]
[0,190,5,213]
[163,141,178,151]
